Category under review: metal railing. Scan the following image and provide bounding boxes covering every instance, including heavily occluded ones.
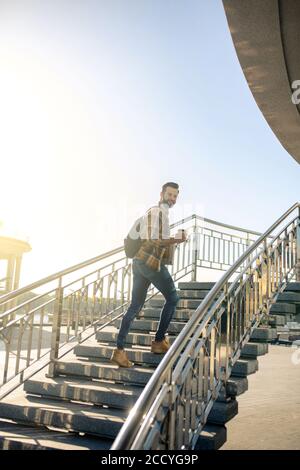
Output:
[112,202,300,450]
[0,213,271,399]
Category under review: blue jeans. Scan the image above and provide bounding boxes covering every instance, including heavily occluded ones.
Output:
[116,258,180,349]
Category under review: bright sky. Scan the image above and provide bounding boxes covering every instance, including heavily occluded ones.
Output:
[0,0,299,287]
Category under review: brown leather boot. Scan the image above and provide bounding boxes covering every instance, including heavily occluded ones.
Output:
[110,348,133,368]
[151,339,170,354]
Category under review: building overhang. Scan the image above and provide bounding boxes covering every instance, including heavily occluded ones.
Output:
[0,236,31,258]
[223,0,300,165]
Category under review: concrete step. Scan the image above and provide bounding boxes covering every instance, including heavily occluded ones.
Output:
[226,377,248,397]
[285,313,295,322]
[96,330,176,347]
[194,424,227,450]
[178,282,216,290]
[250,327,277,342]
[231,358,258,377]
[114,318,186,334]
[56,358,154,386]
[24,373,142,409]
[268,315,286,327]
[74,342,163,366]
[0,391,127,438]
[207,398,238,425]
[277,292,300,303]
[0,420,113,450]
[276,313,295,324]
[285,282,300,292]
[270,303,296,314]
[138,308,193,321]
[241,342,268,358]
[149,298,201,309]
[178,290,209,299]
[268,312,295,325]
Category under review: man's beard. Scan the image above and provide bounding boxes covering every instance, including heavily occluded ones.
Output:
[161,198,173,208]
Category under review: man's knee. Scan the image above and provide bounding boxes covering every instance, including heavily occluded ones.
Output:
[131,298,146,311]
[165,289,180,306]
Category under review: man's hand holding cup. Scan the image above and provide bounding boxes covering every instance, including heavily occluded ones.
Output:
[174,229,187,243]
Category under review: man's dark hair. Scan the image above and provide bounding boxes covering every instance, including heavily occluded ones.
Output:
[162,182,179,193]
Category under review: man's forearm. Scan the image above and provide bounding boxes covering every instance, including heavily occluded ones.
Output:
[158,237,179,247]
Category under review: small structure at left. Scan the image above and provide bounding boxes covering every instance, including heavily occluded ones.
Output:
[0,233,31,295]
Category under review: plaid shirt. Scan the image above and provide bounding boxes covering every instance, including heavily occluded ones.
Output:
[134,203,175,272]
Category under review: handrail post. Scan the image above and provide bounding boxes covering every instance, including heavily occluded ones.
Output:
[296,208,300,282]
[192,216,198,282]
[47,277,63,377]
[262,239,270,313]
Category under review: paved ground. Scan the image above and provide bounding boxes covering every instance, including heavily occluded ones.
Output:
[221,345,300,450]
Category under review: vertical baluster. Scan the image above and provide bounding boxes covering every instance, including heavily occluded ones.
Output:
[217,237,221,267]
[74,289,81,334]
[232,241,235,265]
[209,327,216,399]
[120,266,126,308]
[167,369,176,450]
[98,278,104,318]
[190,374,198,433]
[113,270,118,312]
[197,346,204,415]
[94,269,101,322]
[192,220,198,281]
[245,274,251,330]
[176,391,184,449]
[65,293,72,340]
[15,317,24,375]
[3,327,13,384]
[107,271,112,315]
[48,278,64,377]
[127,263,132,304]
[37,306,45,359]
[224,285,230,378]
[215,316,222,382]
[26,311,34,367]
[203,349,209,404]
[184,368,192,447]
[81,280,87,331]
[296,211,300,281]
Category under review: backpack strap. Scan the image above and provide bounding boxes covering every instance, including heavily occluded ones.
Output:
[146,205,163,241]
[147,211,152,240]
[159,209,162,240]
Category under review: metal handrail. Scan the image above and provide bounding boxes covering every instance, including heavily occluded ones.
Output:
[0,211,272,398]
[0,247,123,304]
[112,202,300,450]
[0,215,264,305]
[172,214,265,236]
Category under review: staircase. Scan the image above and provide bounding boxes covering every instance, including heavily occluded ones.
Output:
[0,203,299,450]
[0,280,299,450]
